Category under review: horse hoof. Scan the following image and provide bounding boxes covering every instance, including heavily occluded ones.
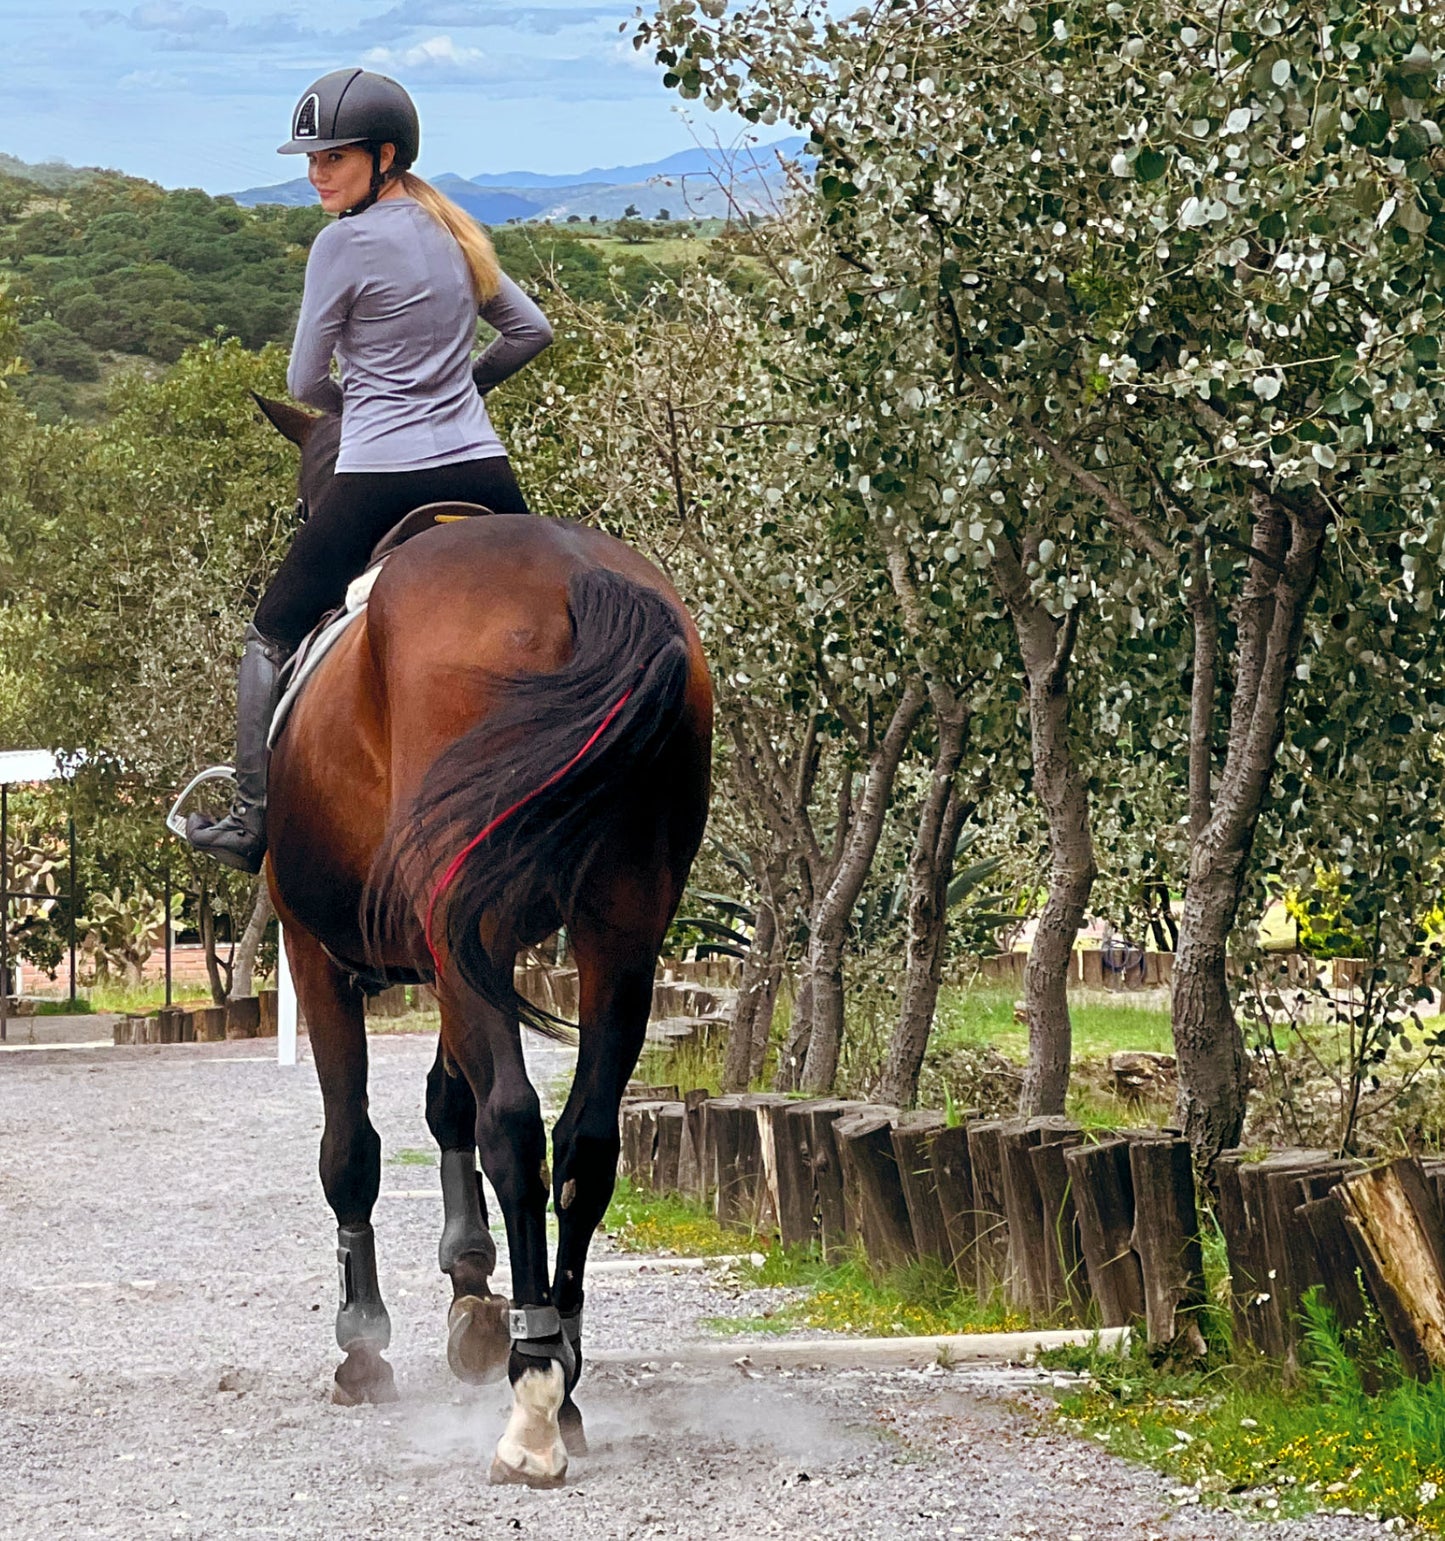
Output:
[332,1344,398,1405]
[559,1398,588,1457]
[447,1293,511,1385]
[489,1453,568,1490]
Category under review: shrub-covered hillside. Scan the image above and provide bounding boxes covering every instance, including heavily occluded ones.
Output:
[0,171,325,420]
[0,157,737,422]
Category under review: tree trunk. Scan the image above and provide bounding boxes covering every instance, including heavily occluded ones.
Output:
[798,681,928,1094]
[991,541,1097,1116]
[197,882,233,1005]
[1173,489,1331,1169]
[877,697,974,1107]
[746,903,788,1085]
[722,895,779,1092]
[232,880,273,1000]
[774,970,812,1091]
[799,931,848,1095]
[720,706,826,1095]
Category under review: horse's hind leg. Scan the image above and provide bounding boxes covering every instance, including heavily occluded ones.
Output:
[440,974,569,1489]
[285,924,397,1405]
[425,1036,510,1385]
[550,943,657,1456]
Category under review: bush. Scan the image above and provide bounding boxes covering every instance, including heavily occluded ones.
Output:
[21,318,99,381]
[14,371,76,423]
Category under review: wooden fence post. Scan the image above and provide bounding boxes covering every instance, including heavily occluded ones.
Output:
[1336,1158,1445,1381]
[929,1122,978,1291]
[1128,1136,1206,1353]
[965,1120,1013,1301]
[1030,1128,1088,1317]
[1065,1138,1145,1327]
[834,1110,914,1274]
[652,1104,685,1194]
[676,1089,708,1200]
[890,1115,949,1264]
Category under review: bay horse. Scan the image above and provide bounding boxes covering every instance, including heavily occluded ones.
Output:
[253,396,712,1486]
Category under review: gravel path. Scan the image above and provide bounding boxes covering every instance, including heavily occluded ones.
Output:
[0,1034,1410,1539]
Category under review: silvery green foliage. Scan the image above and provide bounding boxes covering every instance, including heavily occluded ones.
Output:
[639,9,1445,894]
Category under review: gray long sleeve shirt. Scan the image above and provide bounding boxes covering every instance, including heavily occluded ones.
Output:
[286,196,553,474]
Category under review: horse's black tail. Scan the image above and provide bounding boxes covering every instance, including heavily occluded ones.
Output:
[364,567,691,1037]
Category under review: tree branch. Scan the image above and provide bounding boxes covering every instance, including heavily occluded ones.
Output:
[971,373,1174,566]
[1046,603,1081,697]
[1187,534,1218,841]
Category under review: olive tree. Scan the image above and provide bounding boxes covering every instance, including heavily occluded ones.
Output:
[639,0,1445,1162]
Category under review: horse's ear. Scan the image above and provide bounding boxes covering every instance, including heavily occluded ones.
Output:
[253,393,319,447]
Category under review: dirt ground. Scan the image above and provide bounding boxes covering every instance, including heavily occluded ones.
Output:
[0,1033,1410,1539]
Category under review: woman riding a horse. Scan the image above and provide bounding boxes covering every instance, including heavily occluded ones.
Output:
[182,70,712,1488]
[187,67,553,872]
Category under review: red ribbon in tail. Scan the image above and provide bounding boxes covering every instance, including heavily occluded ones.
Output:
[423,686,636,979]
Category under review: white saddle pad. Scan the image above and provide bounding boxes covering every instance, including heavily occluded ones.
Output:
[266,564,384,749]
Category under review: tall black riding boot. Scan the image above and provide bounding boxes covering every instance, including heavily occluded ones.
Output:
[185,624,288,874]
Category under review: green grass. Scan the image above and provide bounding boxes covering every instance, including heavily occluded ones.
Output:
[936,983,1174,1061]
[71,980,237,1013]
[31,979,441,1033]
[605,1175,746,1256]
[386,1147,437,1167]
[365,1005,441,1036]
[27,997,93,1015]
[604,1176,1031,1338]
[706,1252,1032,1339]
[578,234,709,264]
[635,1032,725,1095]
[1045,1296,1445,1533]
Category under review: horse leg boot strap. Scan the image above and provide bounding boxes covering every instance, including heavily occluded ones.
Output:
[559,1299,583,1390]
[185,623,289,874]
[510,1304,576,1381]
[438,1149,498,1279]
[336,1224,392,1351]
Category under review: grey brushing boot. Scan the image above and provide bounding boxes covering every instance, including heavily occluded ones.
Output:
[186,624,288,874]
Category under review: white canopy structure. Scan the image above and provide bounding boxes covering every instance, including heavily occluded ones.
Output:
[0,749,62,784]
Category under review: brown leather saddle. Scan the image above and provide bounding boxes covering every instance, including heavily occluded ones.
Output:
[366,499,492,564]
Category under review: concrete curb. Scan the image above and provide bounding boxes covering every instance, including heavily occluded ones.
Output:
[590,1325,1130,1370]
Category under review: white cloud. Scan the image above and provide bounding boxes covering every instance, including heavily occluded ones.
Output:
[611,37,657,73]
[117,68,188,90]
[363,34,491,74]
[84,1,228,32]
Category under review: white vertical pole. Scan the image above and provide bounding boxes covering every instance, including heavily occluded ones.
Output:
[277,926,298,1067]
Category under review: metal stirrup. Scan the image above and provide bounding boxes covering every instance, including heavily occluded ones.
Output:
[165,766,236,839]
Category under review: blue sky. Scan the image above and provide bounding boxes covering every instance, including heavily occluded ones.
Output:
[3,0,758,193]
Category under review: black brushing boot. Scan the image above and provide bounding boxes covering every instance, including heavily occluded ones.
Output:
[186,623,288,874]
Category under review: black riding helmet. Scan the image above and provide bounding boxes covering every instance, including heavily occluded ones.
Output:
[278,68,420,215]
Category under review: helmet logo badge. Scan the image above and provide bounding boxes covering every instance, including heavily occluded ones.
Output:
[294,93,319,139]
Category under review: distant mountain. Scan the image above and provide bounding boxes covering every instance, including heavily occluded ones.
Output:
[468,138,807,188]
[422,176,544,225]
[232,172,541,224]
[230,136,808,222]
[225,177,315,208]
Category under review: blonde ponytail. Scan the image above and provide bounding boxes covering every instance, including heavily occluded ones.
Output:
[399,171,502,303]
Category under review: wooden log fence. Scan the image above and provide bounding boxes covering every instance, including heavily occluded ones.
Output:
[617,1094,1445,1367]
[112,991,282,1045]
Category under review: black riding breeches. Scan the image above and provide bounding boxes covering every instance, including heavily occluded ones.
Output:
[254,456,529,652]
